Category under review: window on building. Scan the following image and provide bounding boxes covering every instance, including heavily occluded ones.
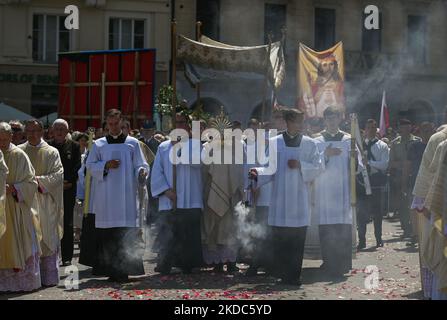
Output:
[109,18,146,50]
[264,4,286,44]
[407,15,426,64]
[196,0,220,40]
[362,12,382,52]
[314,8,335,51]
[32,15,71,63]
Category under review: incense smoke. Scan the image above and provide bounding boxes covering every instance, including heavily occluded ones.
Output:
[234,201,267,256]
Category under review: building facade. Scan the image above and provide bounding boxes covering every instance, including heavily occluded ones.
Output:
[1,0,447,127]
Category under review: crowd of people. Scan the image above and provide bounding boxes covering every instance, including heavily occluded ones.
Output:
[0,105,446,299]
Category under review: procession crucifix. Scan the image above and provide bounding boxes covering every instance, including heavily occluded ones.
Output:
[350,113,358,256]
[196,21,203,114]
[261,33,273,125]
[83,127,95,217]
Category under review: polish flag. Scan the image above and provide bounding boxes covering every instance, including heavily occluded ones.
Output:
[379,91,389,137]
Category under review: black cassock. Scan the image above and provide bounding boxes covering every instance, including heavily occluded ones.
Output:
[80,213,145,278]
[156,208,203,272]
[319,224,352,275]
[79,213,98,268]
[92,227,145,277]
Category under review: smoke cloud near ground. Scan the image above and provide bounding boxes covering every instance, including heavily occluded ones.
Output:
[234,201,267,256]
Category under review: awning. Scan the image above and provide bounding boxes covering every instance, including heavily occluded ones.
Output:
[0,103,33,121]
[178,35,285,89]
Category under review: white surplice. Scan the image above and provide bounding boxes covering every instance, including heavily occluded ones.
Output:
[151,138,203,211]
[86,136,149,228]
[314,133,353,225]
[255,134,322,228]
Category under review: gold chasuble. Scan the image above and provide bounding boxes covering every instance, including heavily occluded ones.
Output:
[0,150,7,239]
[413,127,447,198]
[424,141,447,293]
[0,144,39,269]
[19,141,64,257]
[202,143,244,253]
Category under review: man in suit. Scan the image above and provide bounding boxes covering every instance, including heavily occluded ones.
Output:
[48,119,82,266]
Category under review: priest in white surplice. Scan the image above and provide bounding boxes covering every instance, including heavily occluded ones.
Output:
[313,107,353,277]
[249,108,322,286]
[151,113,203,275]
[86,109,149,282]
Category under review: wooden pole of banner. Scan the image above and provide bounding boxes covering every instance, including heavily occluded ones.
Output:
[169,0,176,85]
[101,55,107,124]
[350,114,357,206]
[261,33,273,125]
[133,51,140,127]
[87,56,92,127]
[296,46,300,112]
[83,127,95,217]
[100,73,106,124]
[171,19,178,210]
[171,21,177,110]
[350,113,358,257]
[69,61,75,128]
[196,21,202,114]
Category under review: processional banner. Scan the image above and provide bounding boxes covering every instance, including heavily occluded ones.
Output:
[297,42,345,118]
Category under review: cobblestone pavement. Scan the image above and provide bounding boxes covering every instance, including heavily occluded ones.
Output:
[2,218,423,300]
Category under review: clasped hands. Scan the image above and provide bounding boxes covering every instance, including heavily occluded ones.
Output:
[325,143,342,157]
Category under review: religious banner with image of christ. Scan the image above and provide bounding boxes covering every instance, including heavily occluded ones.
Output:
[297,42,345,119]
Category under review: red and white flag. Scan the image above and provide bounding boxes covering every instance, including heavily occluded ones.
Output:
[379,91,389,137]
